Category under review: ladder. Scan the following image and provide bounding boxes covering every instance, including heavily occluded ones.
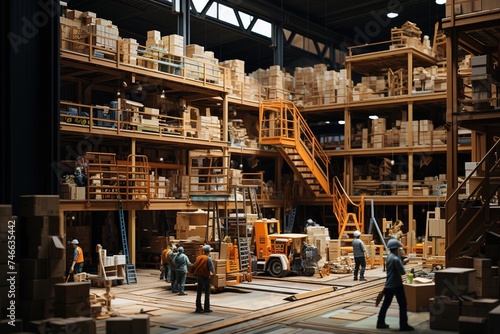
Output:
[119,201,137,284]
[238,237,250,271]
[248,187,262,218]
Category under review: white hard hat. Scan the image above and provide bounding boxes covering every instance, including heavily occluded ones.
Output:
[387,238,403,250]
[177,246,184,253]
[71,239,79,245]
[353,230,361,237]
[202,245,212,252]
[307,219,313,224]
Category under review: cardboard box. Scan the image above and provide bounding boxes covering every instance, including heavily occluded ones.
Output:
[20,259,48,279]
[55,282,91,304]
[131,315,150,334]
[24,215,60,236]
[429,296,460,331]
[459,315,487,333]
[106,317,134,334]
[54,300,90,318]
[47,317,96,334]
[404,283,435,312]
[489,305,500,334]
[210,273,226,288]
[434,267,475,297]
[20,195,59,217]
[76,187,86,200]
[21,279,51,300]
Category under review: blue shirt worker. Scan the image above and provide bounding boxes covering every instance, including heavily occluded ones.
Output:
[377,238,414,331]
[70,239,84,274]
[194,245,215,313]
[174,247,191,295]
[352,230,368,281]
[168,246,179,292]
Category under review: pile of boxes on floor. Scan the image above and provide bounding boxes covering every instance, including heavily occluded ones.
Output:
[304,224,331,266]
[428,258,500,332]
[0,196,151,333]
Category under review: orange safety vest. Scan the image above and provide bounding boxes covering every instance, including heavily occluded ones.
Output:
[75,246,84,263]
[161,248,171,263]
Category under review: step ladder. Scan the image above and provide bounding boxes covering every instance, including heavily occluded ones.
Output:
[119,201,137,284]
[248,187,262,218]
[238,237,250,271]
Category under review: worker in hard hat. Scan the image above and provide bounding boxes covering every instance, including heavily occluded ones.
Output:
[69,239,84,274]
[376,238,414,331]
[168,245,179,291]
[352,230,368,281]
[193,245,215,313]
[174,246,191,295]
[160,245,173,281]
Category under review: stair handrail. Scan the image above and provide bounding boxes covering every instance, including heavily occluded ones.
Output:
[287,100,330,186]
[333,176,365,231]
[260,99,330,194]
[445,137,500,266]
[446,137,500,222]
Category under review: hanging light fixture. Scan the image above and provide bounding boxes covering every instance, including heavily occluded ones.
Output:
[160,90,165,99]
[387,12,399,18]
[435,0,446,5]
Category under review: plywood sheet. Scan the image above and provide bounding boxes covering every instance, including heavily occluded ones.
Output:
[329,311,374,321]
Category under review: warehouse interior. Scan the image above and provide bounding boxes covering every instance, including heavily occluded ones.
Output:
[1,0,500,333]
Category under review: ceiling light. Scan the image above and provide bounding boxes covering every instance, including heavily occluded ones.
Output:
[338,120,345,125]
[369,115,379,120]
[387,12,399,18]
[160,90,165,99]
[435,0,446,4]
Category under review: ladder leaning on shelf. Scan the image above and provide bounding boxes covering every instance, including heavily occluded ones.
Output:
[118,200,137,284]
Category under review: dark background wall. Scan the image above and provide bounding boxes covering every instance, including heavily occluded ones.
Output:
[1,0,60,214]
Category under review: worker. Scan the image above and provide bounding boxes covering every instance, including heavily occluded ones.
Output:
[69,239,84,274]
[376,238,414,331]
[194,245,215,313]
[174,246,191,295]
[352,230,368,281]
[160,245,172,281]
[168,245,178,291]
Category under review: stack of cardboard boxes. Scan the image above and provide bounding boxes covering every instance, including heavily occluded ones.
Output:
[430,263,500,332]
[18,196,66,325]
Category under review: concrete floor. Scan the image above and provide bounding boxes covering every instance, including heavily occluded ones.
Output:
[88,265,458,334]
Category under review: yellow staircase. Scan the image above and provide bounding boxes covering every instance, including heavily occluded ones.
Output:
[259,99,330,196]
[333,176,364,243]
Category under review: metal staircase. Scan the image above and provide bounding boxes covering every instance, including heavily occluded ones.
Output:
[333,176,365,242]
[118,201,137,284]
[259,99,331,196]
[445,139,500,267]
